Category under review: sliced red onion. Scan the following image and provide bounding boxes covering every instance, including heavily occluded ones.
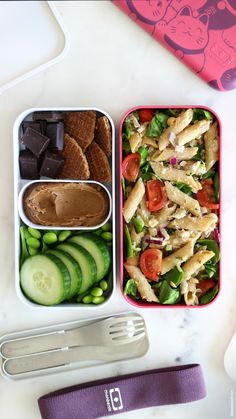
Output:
[213,228,220,243]
[144,236,164,246]
[159,227,170,240]
[170,156,177,166]
[148,238,163,245]
[169,131,176,146]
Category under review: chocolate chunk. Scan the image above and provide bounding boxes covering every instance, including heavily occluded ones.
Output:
[40,120,47,135]
[46,122,64,150]
[40,151,64,178]
[21,127,50,157]
[32,111,64,122]
[19,150,39,179]
[22,121,41,133]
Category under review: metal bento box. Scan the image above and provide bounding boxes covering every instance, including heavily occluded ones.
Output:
[14,107,115,308]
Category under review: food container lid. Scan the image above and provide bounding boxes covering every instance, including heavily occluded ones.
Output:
[0,1,70,95]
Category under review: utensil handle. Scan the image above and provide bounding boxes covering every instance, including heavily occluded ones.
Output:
[0,332,70,358]
[3,346,114,375]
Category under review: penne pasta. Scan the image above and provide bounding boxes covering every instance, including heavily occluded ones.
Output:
[161,240,195,274]
[176,119,210,146]
[183,277,199,305]
[158,109,193,151]
[182,250,214,280]
[129,132,142,153]
[168,213,218,232]
[152,203,176,227]
[151,147,198,162]
[165,181,201,216]
[204,122,219,170]
[150,161,201,190]
[124,265,159,302]
[168,231,201,250]
[123,178,145,223]
[142,137,158,148]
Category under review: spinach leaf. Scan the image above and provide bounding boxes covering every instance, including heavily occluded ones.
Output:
[122,123,131,140]
[161,265,184,287]
[192,108,214,121]
[200,285,218,305]
[201,168,215,180]
[124,225,133,259]
[122,139,131,154]
[175,182,193,196]
[214,172,220,202]
[124,279,139,299]
[165,109,180,117]
[146,112,168,137]
[121,177,126,194]
[140,162,154,181]
[138,146,149,166]
[159,281,180,305]
[192,145,205,161]
[204,261,218,279]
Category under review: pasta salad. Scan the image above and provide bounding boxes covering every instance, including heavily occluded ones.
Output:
[122,107,220,306]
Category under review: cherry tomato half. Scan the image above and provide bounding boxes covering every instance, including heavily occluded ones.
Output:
[139,109,154,123]
[146,179,167,212]
[140,248,162,281]
[197,179,219,210]
[122,153,140,182]
[197,279,215,297]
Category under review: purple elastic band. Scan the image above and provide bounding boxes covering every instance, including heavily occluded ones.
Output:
[38,364,206,419]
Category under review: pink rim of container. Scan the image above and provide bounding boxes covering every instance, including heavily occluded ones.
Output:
[119,105,222,308]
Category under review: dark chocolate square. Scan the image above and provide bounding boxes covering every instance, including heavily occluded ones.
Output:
[21,127,50,158]
[46,122,64,150]
[39,151,64,178]
[32,111,64,122]
[19,150,39,179]
[22,121,41,133]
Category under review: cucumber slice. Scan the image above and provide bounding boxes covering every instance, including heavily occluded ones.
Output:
[47,249,82,298]
[69,234,110,281]
[57,243,97,294]
[20,254,71,306]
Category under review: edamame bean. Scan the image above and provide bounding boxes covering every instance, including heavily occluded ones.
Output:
[92,296,105,304]
[82,295,93,304]
[94,229,102,236]
[28,246,38,256]
[58,230,71,242]
[101,222,112,232]
[43,232,58,244]
[101,232,112,241]
[99,280,108,291]
[28,227,41,239]
[24,229,31,240]
[91,287,103,297]
[26,237,41,249]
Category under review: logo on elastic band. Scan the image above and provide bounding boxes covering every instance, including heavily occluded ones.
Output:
[104,387,123,412]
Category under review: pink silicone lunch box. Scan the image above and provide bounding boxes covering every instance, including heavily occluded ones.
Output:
[113,0,236,91]
[119,105,222,308]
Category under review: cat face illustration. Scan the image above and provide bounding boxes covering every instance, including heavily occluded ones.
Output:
[164,6,209,53]
[127,0,171,24]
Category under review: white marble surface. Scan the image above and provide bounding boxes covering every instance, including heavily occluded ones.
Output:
[0,1,236,418]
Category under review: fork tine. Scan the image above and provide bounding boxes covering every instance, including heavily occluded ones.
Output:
[110,315,144,326]
[109,321,145,330]
[110,331,146,343]
[109,323,145,333]
[109,326,145,338]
